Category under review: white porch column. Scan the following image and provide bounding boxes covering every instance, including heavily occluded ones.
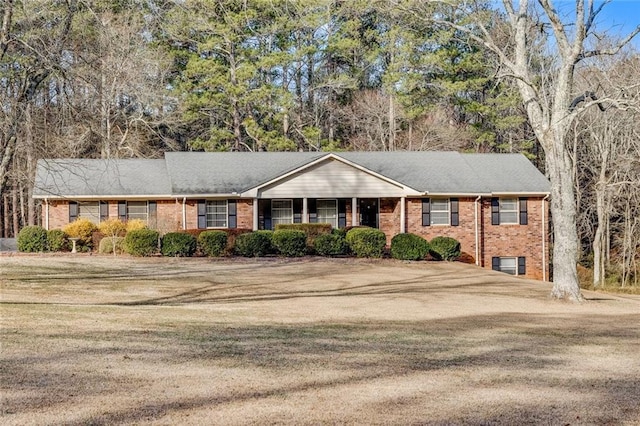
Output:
[302,197,308,223]
[400,197,406,233]
[44,199,49,230]
[253,198,259,230]
[352,197,358,226]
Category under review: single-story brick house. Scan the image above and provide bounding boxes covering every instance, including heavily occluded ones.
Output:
[34,151,551,280]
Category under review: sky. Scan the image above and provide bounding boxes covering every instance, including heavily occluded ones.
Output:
[588,0,640,39]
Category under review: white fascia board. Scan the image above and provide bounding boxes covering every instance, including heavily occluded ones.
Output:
[32,194,174,200]
[490,191,551,197]
[241,153,422,198]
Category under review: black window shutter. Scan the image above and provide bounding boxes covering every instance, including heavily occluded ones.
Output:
[262,200,272,230]
[491,198,500,225]
[293,199,303,223]
[69,201,78,222]
[518,257,526,275]
[450,198,459,226]
[308,199,318,223]
[148,201,157,228]
[492,257,500,271]
[337,199,346,228]
[228,200,237,228]
[100,201,109,221]
[422,199,431,226]
[197,200,206,229]
[519,198,528,225]
[118,201,126,221]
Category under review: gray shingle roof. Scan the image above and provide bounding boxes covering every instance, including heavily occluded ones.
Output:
[34,151,550,198]
[34,159,171,198]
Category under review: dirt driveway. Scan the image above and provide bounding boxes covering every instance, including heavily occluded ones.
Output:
[1,255,639,425]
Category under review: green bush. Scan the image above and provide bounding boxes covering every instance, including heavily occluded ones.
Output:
[314,233,349,257]
[345,227,387,258]
[17,226,48,252]
[47,229,68,252]
[390,233,430,261]
[332,227,347,238]
[161,232,197,257]
[429,236,461,261]
[124,228,159,257]
[272,229,307,257]
[99,236,124,255]
[275,223,333,253]
[235,230,273,257]
[198,230,228,257]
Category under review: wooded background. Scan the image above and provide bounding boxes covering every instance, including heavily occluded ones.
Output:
[1,0,638,289]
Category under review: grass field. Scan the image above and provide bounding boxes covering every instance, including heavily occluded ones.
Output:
[1,255,639,425]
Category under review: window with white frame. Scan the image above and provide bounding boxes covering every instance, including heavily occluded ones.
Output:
[493,256,526,276]
[430,199,450,225]
[498,257,517,275]
[206,200,228,228]
[317,199,338,227]
[499,198,519,224]
[127,201,148,222]
[78,202,100,223]
[272,199,293,226]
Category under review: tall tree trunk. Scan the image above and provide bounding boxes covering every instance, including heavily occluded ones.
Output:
[11,185,19,237]
[546,146,583,300]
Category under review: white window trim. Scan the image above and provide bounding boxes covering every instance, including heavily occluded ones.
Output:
[430,198,450,226]
[206,199,228,228]
[272,199,293,226]
[127,201,149,222]
[499,198,519,225]
[498,257,518,276]
[316,198,338,228]
[78,201,101,224]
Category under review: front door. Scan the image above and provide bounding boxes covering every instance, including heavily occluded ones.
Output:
[359,198,378,228]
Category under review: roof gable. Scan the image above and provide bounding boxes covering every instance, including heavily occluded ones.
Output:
[244,154,422,198]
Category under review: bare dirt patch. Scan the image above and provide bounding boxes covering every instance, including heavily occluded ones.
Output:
[1,255,639,425]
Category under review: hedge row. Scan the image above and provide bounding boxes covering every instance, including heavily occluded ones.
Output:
[18,223,461,261]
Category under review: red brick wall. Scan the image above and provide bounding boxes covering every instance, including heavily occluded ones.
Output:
[379,198,400,245]
[406,197,478,263]
[480,197,548,281]
[43,196,549,280]
[46,200,70,230]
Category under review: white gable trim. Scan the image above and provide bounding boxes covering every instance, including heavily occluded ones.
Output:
[241,153,422,198]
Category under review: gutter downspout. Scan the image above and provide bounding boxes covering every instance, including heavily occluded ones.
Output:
[44,198,49,230]
[182,198,187,230]
[542,194,549,282]
[474,195,481,266]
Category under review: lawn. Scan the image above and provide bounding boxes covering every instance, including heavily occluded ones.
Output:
[1,255,639,425]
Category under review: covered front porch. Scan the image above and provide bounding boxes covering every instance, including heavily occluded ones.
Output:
[252,197,405,236]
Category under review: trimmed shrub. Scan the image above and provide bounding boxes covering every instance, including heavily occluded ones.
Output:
[390,233,430,261]
[314,233,349,257]
[63,218,97,251]
[161,232,197,257]
[235,230,273,257]
[124,228,159,256]
[275,223,332,252]
[99,236,124,255]
[272,229,307,257]
[429,236,461,261]
[345,227,386,258]
[198,230,228,257]
[126,219,147,233]
[331,227,347,238]
[17,226,48,252]
[47,229,68,252]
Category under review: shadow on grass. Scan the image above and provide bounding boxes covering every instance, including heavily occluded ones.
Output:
[2,312,639,424]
